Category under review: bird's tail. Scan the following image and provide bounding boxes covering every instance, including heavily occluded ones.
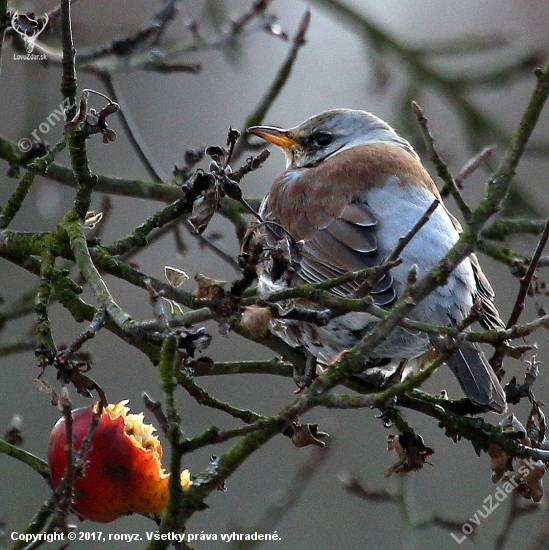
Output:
[444,341,507,413]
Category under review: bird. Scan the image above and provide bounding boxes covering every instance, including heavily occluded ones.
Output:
[245,108,507,413]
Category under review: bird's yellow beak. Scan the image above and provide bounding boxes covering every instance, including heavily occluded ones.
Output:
[247,126,298,150]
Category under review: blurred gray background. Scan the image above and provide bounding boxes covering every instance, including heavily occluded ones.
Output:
[1,0,549,549]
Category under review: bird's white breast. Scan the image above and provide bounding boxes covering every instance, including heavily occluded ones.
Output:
[363,177,476,325]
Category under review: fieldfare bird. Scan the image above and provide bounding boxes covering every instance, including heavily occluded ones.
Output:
[246,109,506,413]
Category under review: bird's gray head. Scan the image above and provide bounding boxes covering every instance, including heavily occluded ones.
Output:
[248,109,417,168]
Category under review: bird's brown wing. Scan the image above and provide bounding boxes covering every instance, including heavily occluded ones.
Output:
[297,202,396,305]
[259,153,406,304]
[261,168,396,306]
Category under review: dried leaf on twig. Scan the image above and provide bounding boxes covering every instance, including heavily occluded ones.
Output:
[385,433,434,477]
[284,422,329,448]
[526,399,546,446]
[488,443,512,483]
[513,458,546,502]
[188,195,218,235]
[165,266,190,287]
[192,273,226,301]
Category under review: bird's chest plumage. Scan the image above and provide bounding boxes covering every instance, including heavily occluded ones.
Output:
[259,143,477,363]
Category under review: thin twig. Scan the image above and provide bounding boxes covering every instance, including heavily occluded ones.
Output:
[0,135,182,202]
[149,334,186,549]
[455,145,497,186]
[494,491,539,550]
[244,261,401,305]
[0,145,64,229]
[125,308,214,335]
[481,218,549,241]
[60,0,77,118]
[506,217,549,329]
[78,0,179,61]
[34,251,56,353]
[177,369,264,424]
[412,101,472,219]
[57,308,107,361]
[196,359,294,378]
[0,439,50,479]
[99,73,167,182]
[491,217,549,368]
[31,0,277,75]
[184,220,241,272]
[49,393,75,533]
[389,199,440,263]
[233,8,311,159]
[10,503,55,550]
[338,472,396,502]
[143,393,170,436]
[229,447,330,550]
[525,504,549,550]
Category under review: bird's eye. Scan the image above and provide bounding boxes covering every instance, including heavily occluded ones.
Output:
[314,132,333,147]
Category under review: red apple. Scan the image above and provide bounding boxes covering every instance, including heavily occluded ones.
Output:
[48,401,191,523]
